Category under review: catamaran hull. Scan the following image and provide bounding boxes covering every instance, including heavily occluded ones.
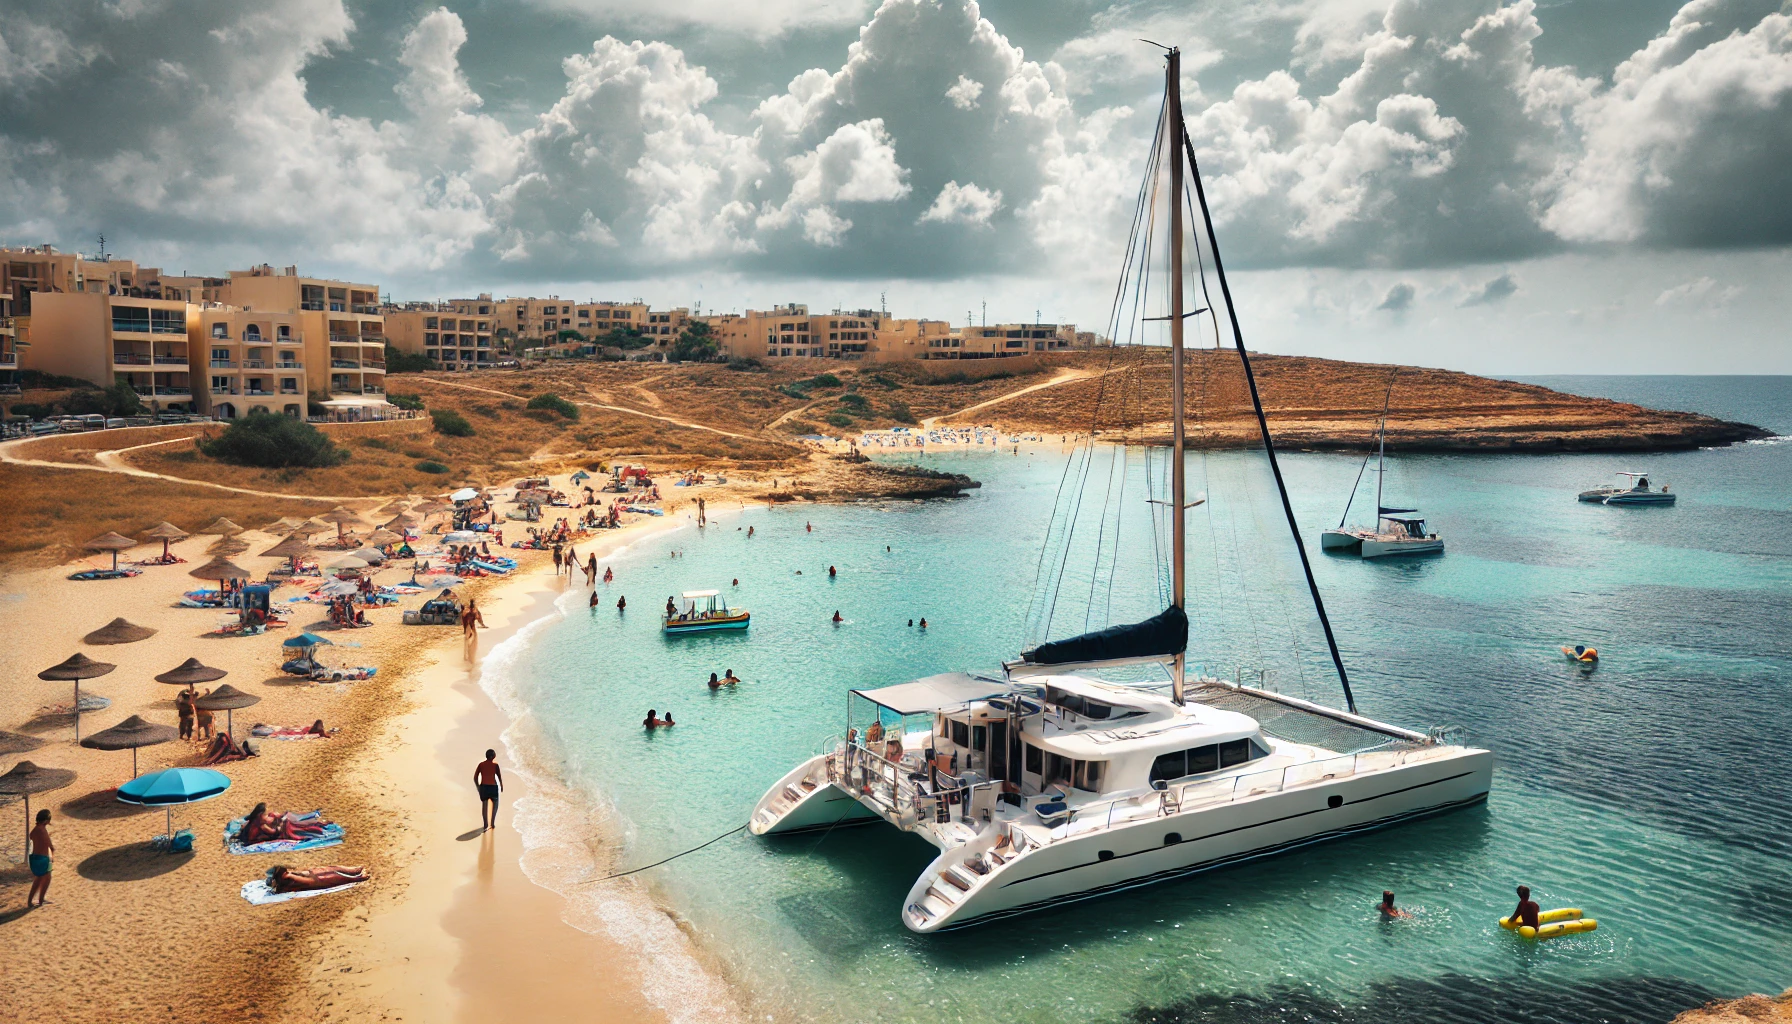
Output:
[1320,529,1365,550]
[902,748,1491,932]
[749,754,881,835]
[1360,537,1444,558]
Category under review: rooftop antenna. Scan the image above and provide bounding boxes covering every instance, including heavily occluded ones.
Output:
[981,300,987,327]
[97,234,108,260]
[880,291,887,319]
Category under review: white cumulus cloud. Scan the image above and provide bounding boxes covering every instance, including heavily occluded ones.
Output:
[920,180,1002,224]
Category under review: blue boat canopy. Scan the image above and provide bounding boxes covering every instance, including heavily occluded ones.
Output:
[1019,605,1188,667]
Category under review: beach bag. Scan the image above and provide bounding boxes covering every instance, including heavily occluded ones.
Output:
[168,829,195,853]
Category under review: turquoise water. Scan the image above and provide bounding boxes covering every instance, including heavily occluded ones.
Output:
[492,376,1792,1024]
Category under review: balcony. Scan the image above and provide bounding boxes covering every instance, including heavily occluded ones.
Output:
[209,359,236,369]
[276,361,303,370]
[154,355,187,365]
[243,360,266,369]
[114,353,152,366]
[245,387,272,396]
[152,387,191,397]
[353,304,379,314]
[301,300,325,311]
[331,360,363,369]
[329,334,358,344]
[279,387,300,395]
[276,335,301,344]
[363,362,386,372]
[211,386,239,395]
[362,385,385,395]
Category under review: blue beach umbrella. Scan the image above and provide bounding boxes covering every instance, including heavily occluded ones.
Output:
[570,470,591,483]
[117,767,232,846]
[283,632,334,649]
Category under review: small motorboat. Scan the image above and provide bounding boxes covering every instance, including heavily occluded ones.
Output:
[1579,472,1675,506]
[1561,644,1598,662]
[663,590,750,634]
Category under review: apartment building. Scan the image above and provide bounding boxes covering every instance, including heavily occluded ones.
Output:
[222,266,388,413]
[1,294,18,386]
[498,297,649,343]
[384,304,496,369]
[704,305,961,363]
[25,291,195,409]
[936,323,1082,360]
[192,306,308,418]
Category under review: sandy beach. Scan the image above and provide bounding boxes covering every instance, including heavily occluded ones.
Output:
[0,475,751,1024]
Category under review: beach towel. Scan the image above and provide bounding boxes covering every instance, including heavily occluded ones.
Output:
[252,724,343,738]
[469,560,512,574]
[240,879,362,905]
[69,568,141,581]
[225,812,345,854]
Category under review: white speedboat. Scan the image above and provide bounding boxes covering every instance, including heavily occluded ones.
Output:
[750,50,1490,933]
[1360,514,1445,558]
[1579,472,1675,506]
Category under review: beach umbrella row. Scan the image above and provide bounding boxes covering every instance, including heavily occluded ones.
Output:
[38,653,114,741]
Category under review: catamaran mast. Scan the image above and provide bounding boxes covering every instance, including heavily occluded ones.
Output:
[1167,48,1188,707]
[1374,409,1386,521]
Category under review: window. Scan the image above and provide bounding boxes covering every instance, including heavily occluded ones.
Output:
[425,333,438,344]
[111,306,151,333]
[211,348,229,361]
[1045,752,1072,787]
[1024,741,1042,774]
[949,719,969,748]
[1073,760,1105,792]
[244,325,261,341]
[1149,750,1185,784]
[1220,738,1252,768]
[544,306,557,315]
[460,320,474,330]
[1190,744,1219,774]
[615,310,630,319]
[971,724,987,751]
[425,317,439,329]
[210,323,228,338]
[277,325,292,340]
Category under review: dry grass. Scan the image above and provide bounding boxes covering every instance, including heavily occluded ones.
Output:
[0,461,335,565]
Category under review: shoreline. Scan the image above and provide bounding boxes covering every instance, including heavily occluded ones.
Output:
[307,499,751,1023]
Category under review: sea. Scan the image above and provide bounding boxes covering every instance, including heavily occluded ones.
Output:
[479,375,1792,1024]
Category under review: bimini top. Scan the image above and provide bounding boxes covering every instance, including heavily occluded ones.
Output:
[682,589,720,599]
[1381,515,1426,524]
[853,672,1009,715]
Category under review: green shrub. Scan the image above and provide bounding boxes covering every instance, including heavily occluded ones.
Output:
[888,401,916,424]
[669,321,720,363]
[838,392,870,413]
[9,402,55,419]
[826,413,854,428]
[415,460,450,474]
[431,409,475,436]
[777,383,809,400]
[525,392,579,420]
[388,393,425,411]
[62,381,142,417]
[198,411,349,468]
[385,345,438,373]
[18,369,92,390]
[470,404,500,419]
[808,372,842,388]
[726,357,764,371]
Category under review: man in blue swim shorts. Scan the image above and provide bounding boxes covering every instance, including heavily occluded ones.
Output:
[474,749,503,832]
[28,808,54,907]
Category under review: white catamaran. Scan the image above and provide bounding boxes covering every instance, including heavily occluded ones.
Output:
[749,49,1492,933]
[1321,387,1444,558]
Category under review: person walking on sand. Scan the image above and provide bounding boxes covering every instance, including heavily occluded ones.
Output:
[27,809,53,907]
[697,496,706,527]
[552,543,564,575]
[461,599,486,662]
[474,750,503,831]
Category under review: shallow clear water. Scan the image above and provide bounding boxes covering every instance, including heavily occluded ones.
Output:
[492,376,1792,1024]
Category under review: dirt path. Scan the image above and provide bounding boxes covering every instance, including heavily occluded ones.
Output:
[412,377,762,442]
[0,433,386,504]
[922,367,1105,428]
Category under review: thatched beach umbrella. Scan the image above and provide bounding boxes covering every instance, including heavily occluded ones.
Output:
[189,557,252,583]
[317,506,365,546]
[155,657,227,690]
[382,513,419,532]
[0,761,76,847]
[325,554,368,573]
[39,653,116,741]
[80,715,179,777]
[376,499,410,515]
[84,531,137,571]
[140,521,189,559]
[0,730,46,756]
[290,520,330,538]
[365,528,401,547]
[261,516,307,534]
[260,533,312,573]
[197,517,245,536]
[207,536,251,557]
[83,618,157,646]
[349,546,386,564]
[413,500,451,518]
[193,685,260,739]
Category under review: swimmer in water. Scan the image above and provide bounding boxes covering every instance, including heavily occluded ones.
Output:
[806,522,812,533]
[723,669,739,684]
[589,591,598,610]
[832,610,843,624]
[617,595,627,611]
[732,578,739,586]
[1378,891,1412,920]
[829,565,836,578]
[918,617,928,629]
[708,672,721,688]
[603,566,614,583]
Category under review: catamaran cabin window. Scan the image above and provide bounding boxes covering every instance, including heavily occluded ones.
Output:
[971,724,987,750]
[1024,740,1042,774]
[1073,760,1105,792]
[949,719,970,749]
[1045,752,1072,787]
[1149,740,1268,783]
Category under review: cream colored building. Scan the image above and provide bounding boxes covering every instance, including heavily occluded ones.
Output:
[497,296,648,344]
[192,306,308,418]
[25,291,195,409]
[934,323,1082,360]
[221,266,388,414]
[704,305,962,364]
[384,305,497,369]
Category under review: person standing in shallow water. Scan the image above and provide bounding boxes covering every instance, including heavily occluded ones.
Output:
[474,750,503,831]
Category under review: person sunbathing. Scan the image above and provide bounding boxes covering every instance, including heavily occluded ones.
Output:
[267,864,368,893]
[201,732,256,764]
[307,719,330,737]
[240,803,330,845]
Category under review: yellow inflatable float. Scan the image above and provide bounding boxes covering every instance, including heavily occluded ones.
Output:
[1500,907,1598,939]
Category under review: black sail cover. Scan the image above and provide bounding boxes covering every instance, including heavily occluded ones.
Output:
[1021,605,1188,666]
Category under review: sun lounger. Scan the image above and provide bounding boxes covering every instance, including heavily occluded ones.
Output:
[240,879,362,905]
[224,811,345,854]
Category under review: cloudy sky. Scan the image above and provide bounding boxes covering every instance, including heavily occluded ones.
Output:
[2,0,1787,373]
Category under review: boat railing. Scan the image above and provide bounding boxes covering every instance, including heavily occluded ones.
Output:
[826,739,1000,829]
[1032,748,1445,845]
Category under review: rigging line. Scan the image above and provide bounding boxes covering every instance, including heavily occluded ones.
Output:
[1031,100,1162,644]
[1047,137,1162,641]
[577,823,747,883]
[1182,124,1359,715]
[1339,381,1394,528]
